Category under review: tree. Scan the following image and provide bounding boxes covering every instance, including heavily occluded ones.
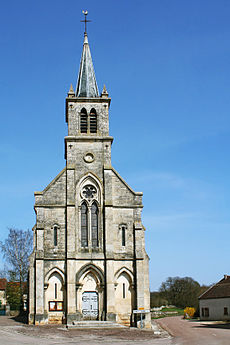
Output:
[150,291,168,308]
[0,228,33,283]
[0,228,33,309]
[159,276,201,309]
[5,282,21,310]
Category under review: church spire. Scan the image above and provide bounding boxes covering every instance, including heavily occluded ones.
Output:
[76,11,99,98]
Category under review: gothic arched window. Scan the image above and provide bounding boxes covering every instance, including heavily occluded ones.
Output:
[80,108,88,133]
[119,224,127,247]
[90,108,97,133]
[121,226,126,246]
[91,202,98,247]
[81,202,88,247]
[54,226,58,247]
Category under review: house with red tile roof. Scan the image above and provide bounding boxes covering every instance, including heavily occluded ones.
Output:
[199,275,230,320]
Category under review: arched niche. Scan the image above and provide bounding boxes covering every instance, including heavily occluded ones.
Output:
[76,263,104,320]
[44,270,65,318]
[114,268,134,319]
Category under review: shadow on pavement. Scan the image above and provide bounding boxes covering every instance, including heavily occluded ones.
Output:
[193,322,230,330]
[11,312,28,324]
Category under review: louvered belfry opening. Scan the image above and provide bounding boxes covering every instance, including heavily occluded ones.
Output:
[91,202,98,247]
[80,108,88,133]
[81,202,88,247]
[90,108,97,133]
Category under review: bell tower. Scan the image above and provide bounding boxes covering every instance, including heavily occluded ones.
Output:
[64,17,114,323]
[65,32,113,169]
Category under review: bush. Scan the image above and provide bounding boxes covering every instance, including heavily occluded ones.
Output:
[184,307,196,319]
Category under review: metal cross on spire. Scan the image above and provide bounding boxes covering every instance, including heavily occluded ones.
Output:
[81,10,91,34]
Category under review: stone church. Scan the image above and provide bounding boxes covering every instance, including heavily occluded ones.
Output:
[28,23,150,328]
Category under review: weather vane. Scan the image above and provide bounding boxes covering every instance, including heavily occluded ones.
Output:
[81,10,91,34]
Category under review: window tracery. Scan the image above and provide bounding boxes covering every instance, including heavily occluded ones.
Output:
[80,182,100,248]
[82,185,97,200]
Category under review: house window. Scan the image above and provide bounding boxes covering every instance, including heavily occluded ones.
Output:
[224,307,228,315]
[80,108,88,133]
[91,202,98,247]
[202,307,209,317]
[81,202,88,247]
[90,108,97,133]
[54,226,58,246]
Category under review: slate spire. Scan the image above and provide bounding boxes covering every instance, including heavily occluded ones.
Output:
[76,32,99,98]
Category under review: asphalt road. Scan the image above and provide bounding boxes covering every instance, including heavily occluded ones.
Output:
[156,316,230,345]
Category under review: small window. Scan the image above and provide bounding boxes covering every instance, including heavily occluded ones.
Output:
[224,307,228,315]
[123,283,125,299]
[80,108,88,133]
[55,283,57,299]
[202,307,209,317]
[122,226,126,246]
[90,109,97,133]
[54,226,58,246]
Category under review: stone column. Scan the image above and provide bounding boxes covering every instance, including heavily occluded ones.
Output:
[35,259,46,324]
[67,259,76,314]
[106,260,116,321]
[66,164,79,324]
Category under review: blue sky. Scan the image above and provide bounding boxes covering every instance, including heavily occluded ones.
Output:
[1,0,230,290]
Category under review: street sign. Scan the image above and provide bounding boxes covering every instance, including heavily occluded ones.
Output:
[133,309,150,314]
[133,309,150,329]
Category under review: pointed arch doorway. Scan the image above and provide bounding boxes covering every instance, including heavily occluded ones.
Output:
[76,264,104,320]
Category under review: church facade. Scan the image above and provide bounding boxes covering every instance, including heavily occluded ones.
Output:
[28,28,150,328]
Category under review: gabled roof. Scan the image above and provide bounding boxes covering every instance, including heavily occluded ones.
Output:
[0,278,7,290]
[199,275,230,300]
[76,33,99,98]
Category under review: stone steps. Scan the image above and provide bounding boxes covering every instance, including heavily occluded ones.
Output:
[67,321,126,328]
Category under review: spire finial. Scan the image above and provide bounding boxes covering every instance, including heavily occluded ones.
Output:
[101,84,109,98]
[81,10,91,34]
[68,84,75,98]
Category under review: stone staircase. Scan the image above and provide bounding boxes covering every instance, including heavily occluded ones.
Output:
[67,321,126,328]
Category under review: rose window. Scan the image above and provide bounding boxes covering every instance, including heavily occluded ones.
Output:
[82,185,97,200]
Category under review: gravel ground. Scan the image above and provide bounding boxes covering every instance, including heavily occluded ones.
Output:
[156,316,230,345]
[0,316,172,345]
